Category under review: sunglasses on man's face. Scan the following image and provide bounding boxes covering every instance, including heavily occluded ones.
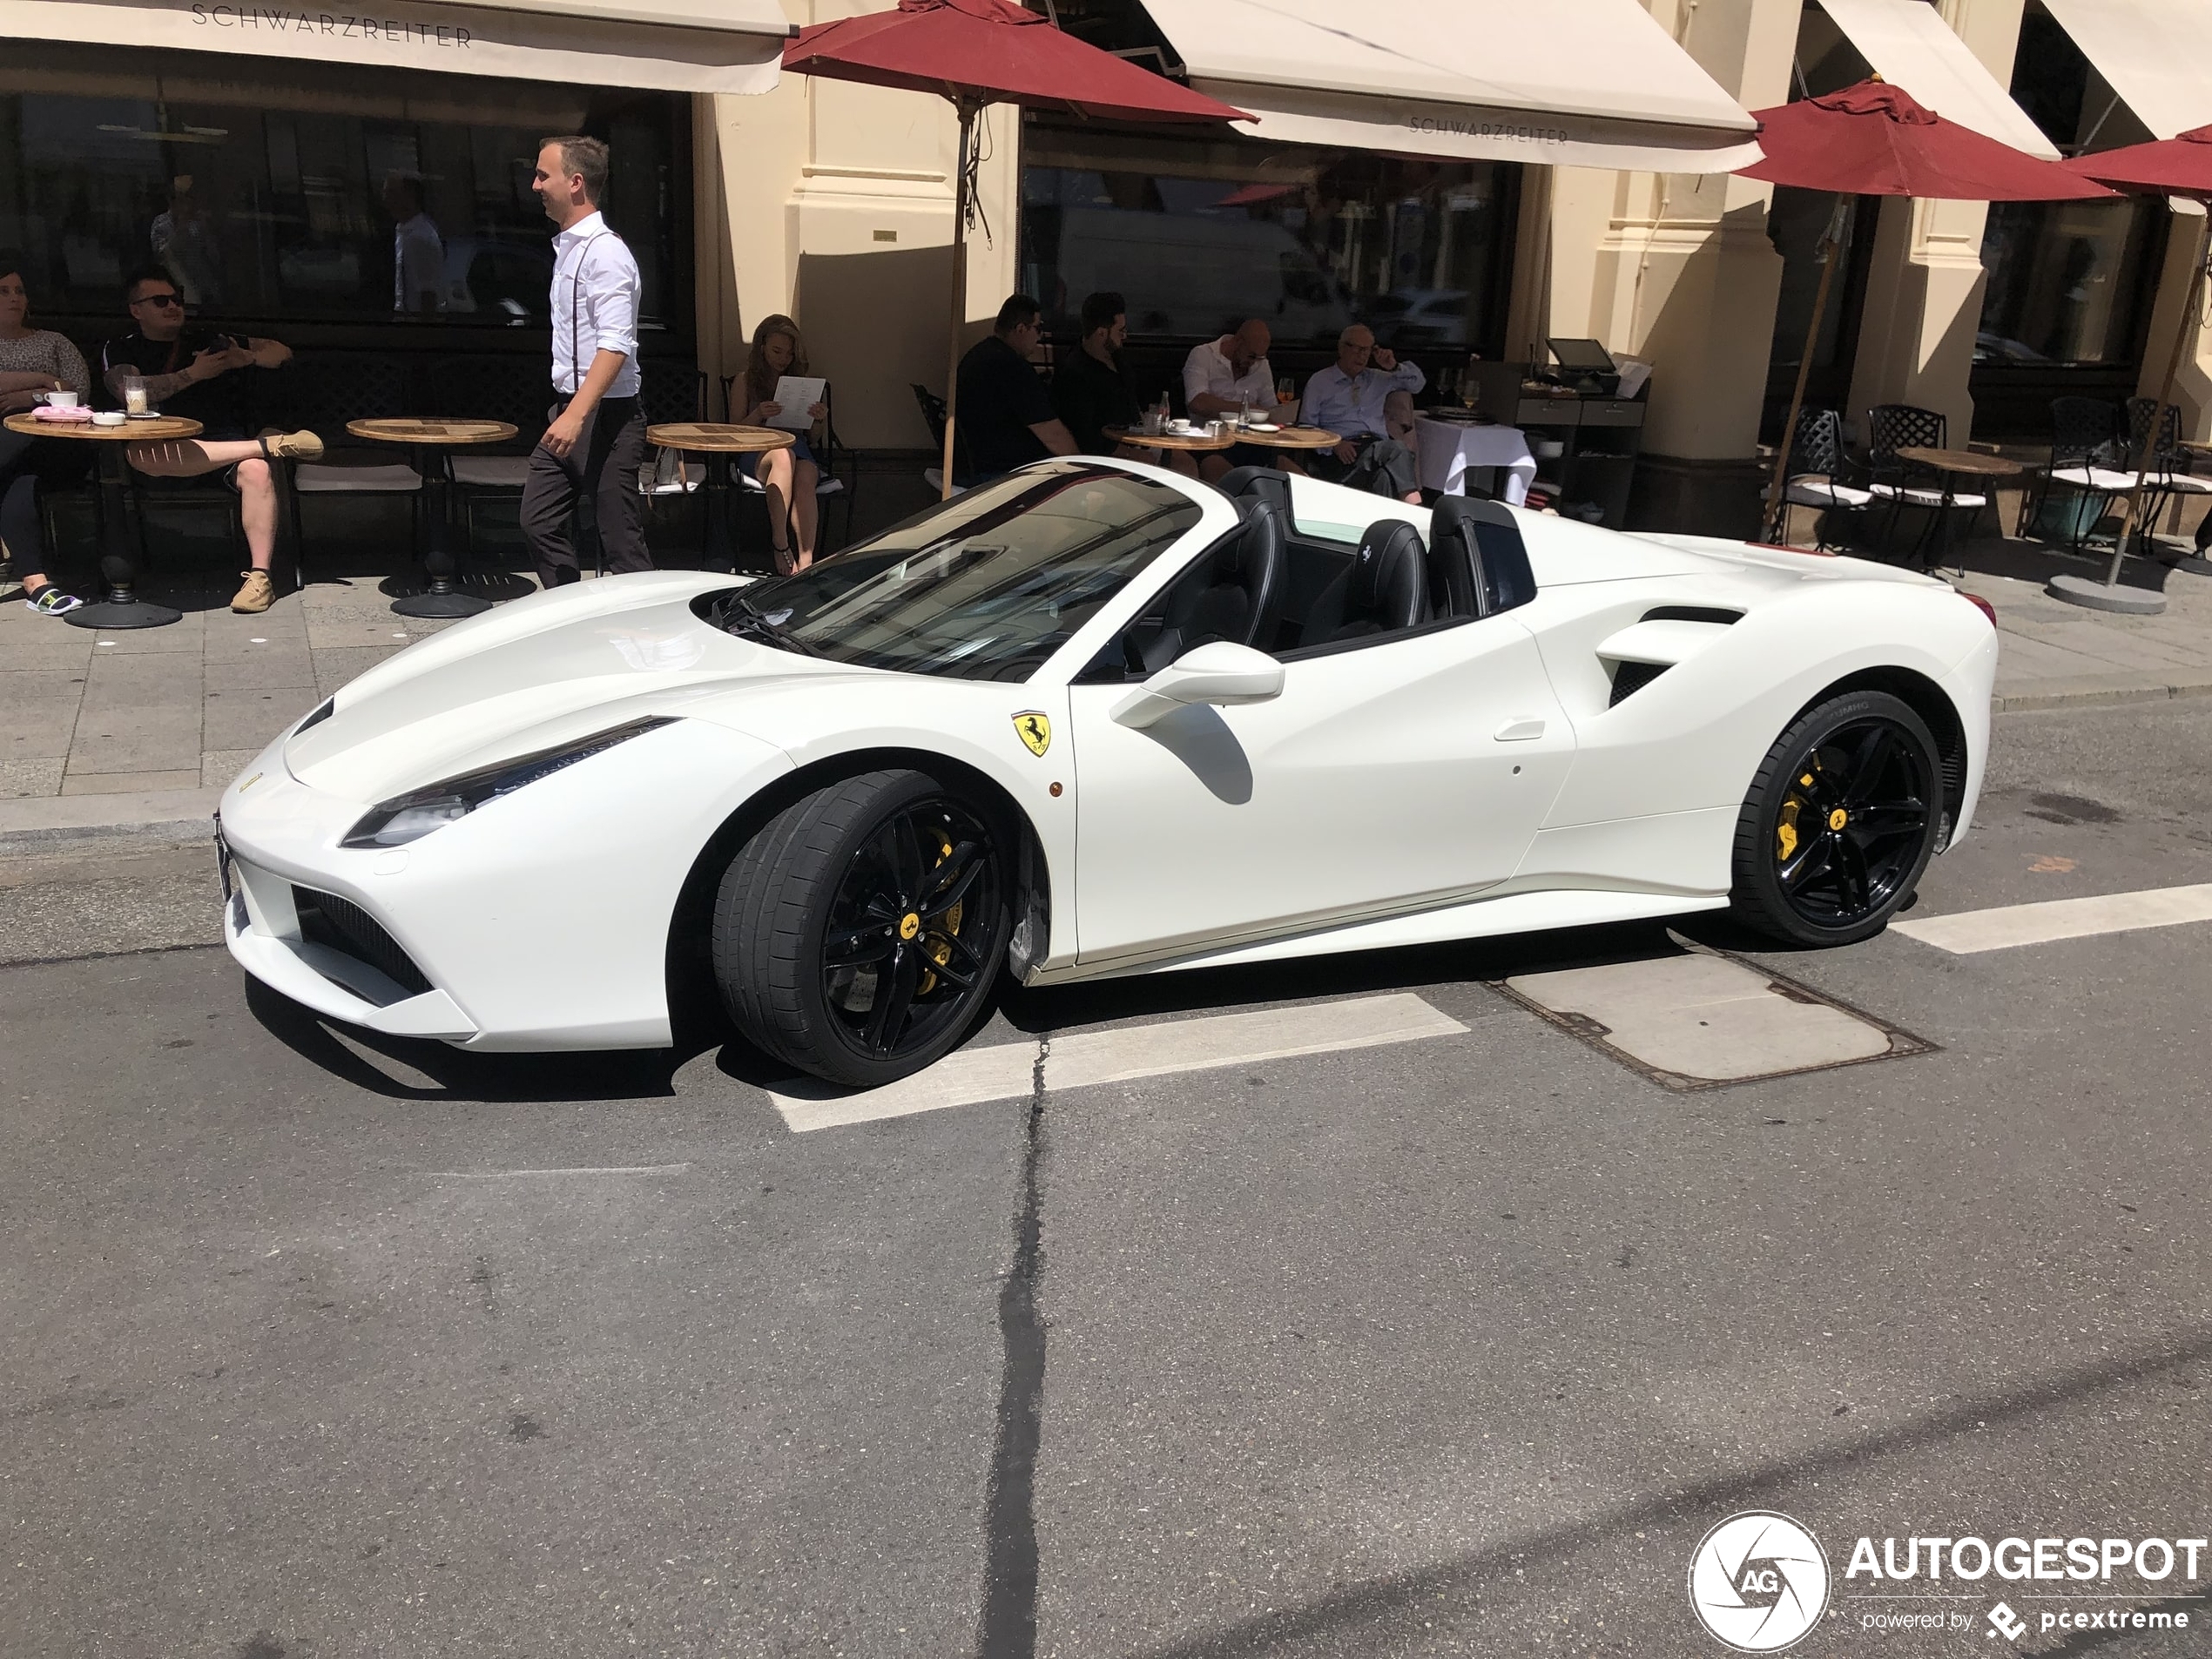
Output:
[136,293,183,309]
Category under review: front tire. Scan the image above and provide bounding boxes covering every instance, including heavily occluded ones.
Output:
[713,769,1011,1087]
[1729,690,1941,948]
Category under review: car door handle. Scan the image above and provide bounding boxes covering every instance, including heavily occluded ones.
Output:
[1494,718,1545,742]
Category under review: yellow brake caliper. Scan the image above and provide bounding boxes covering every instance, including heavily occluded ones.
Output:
[918,830,962,995]
[1777,765,1817,864]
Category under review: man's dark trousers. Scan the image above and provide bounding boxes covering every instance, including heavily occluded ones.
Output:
[521,395,651,586]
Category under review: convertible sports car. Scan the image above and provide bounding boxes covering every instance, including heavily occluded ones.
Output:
[217,459,1997,1086]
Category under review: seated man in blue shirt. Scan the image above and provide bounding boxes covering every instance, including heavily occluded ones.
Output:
[1301,324,1425,502]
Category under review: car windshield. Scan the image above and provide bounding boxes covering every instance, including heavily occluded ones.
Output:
[724,463,1204,681]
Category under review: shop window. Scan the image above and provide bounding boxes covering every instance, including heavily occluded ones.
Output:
[1973,3,2163,369]
[0,42,688,338]
[1019,118,1518,354]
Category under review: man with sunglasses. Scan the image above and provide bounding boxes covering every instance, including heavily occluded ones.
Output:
[101,271,322,613]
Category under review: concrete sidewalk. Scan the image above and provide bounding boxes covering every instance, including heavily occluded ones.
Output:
[1,566,457,833]
[3,528,2209,840]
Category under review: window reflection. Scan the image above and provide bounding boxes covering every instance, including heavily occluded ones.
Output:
[0,43,685,333]
[1974,1,2164,368]
[1019,119,1516,350]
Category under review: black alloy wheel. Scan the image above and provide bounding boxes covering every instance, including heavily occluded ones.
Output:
[818,797,1001,1062]
[1730,690,1943,948]
[714,769,1012,1087]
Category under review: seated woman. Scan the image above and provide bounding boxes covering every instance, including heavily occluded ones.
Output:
[0,259,93,615]
[733,314,829,574]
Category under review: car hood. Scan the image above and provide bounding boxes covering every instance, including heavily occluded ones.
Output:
[282,573,866,803]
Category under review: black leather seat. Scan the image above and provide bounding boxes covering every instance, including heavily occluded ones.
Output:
[1311,519,1429,644]
[1428,496,1537,617]
[1215,465,1292,516]
[1162,493,1285,652]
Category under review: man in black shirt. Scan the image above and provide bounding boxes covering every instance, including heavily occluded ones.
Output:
[1052,291,1199,477]
[101,271,323,612]
[954,293,1076,483]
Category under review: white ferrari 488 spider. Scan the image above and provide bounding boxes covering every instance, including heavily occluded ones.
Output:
[218,459,1997,1086]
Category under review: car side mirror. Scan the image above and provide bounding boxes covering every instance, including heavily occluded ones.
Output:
[1109,641,1285,729]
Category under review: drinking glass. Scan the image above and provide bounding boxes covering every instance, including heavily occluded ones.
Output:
[122,375,148,415]
[1275,375,1294,404]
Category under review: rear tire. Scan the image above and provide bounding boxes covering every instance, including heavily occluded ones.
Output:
[1729,690,1941,948]
[713,769,1011,1087]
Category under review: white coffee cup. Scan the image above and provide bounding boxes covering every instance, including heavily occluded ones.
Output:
[42,389,79,408]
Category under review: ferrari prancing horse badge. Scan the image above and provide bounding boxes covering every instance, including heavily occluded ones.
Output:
[1013,711,1052,757]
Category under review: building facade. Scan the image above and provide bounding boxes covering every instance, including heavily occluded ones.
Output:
[5,0,2209,531]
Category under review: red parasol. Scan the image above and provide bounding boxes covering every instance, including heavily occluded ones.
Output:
[1746,80,2116,542]
[2048,123,2212,611]
[1743,80,2116,201]
[784,0,1249,497]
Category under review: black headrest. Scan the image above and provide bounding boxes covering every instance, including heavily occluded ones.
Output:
[1348,520,1428,626]
[1216,465,1292,514]
[1431,496,1537,616]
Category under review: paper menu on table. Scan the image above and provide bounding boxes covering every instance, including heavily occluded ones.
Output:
[765,376,826,430]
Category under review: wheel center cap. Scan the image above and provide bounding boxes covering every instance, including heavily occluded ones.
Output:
[1829,807,1849,831]
[898,912,921,941]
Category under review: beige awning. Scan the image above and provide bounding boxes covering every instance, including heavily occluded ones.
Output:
[0,0,792,97]
[2039,0,2212,140]
[1136,0,1761,173]
[1813,0,2059,158]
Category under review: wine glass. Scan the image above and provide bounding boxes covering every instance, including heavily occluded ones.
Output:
[1275,374,1294,405]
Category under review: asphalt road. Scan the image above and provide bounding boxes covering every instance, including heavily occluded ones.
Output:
[3,701,2210,1659]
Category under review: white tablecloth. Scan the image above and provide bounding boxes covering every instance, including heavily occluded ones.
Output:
[1414,416,1537,505]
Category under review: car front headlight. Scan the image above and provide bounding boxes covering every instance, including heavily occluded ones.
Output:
[341,716,676,849]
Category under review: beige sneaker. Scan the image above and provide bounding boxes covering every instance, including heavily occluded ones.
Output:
[260,428,325,462]
[231,569,275,613]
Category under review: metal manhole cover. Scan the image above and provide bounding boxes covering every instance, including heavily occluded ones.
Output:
[1494,940,1936,1091]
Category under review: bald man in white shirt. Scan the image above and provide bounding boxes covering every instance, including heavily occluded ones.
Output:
[520,134,651,587]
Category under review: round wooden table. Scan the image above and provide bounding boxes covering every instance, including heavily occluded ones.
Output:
[4,412,204,629]
[347,418,520,617]
[645,424,796,572]
[1895,445,2024,570]
[1103,424,1238,455]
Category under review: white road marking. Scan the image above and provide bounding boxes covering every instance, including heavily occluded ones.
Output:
[770,993,1467,1134]
[424,1164,694,1177]
[1892,883,2212,954]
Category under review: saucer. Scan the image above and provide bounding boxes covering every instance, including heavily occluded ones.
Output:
[125,410,164,421]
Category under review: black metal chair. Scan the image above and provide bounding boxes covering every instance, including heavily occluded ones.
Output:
[284,354,425,577]
[2125,396,2212,550]
[911,382,971,496]
[1780,407,1871,551]
[1865,403,1984,559]
[2033,396,2130,552]
[432,356,549,559]
[633,363,711,570]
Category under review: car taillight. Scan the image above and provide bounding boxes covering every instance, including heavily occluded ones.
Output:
[1960,591,1998,627]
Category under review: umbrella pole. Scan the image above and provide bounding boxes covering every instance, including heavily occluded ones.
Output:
[2052,212,2208,613]
[939,99,975,502]
[1762,198,1847,545]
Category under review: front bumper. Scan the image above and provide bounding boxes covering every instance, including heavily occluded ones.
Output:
[217,717,792,1051]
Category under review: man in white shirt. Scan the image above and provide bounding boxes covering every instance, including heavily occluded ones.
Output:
[520,135,650,586]
[382,172,444,316]
[1181,319,1278,481]
[1301,324,1425,502]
